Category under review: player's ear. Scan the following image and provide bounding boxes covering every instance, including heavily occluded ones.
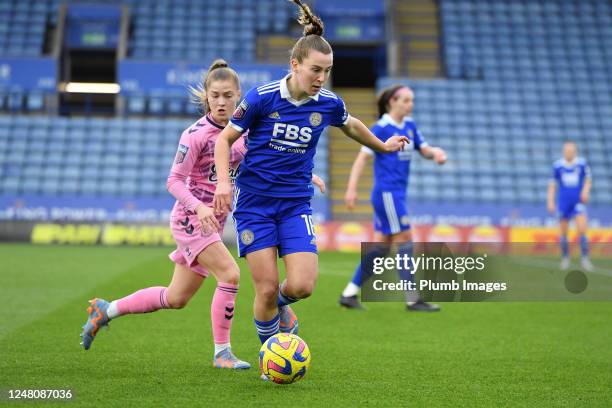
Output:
[290,58,299,74]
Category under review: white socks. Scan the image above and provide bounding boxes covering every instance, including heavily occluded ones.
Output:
[342,282,360,298]
[214,343,231,356]
[106,300,120,319]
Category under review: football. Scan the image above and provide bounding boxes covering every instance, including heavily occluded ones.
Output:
[259,333,311,384]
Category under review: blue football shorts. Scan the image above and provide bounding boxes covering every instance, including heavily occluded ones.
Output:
[371,189,411,235]
[232,188,318,257]
[558,201,586,220]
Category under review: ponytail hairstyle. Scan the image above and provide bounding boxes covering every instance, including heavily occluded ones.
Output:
[189,59,240,113]
[376,85,408,118]
[289,0,332,63]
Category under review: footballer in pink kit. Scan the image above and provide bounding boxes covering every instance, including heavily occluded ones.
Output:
[80,60,252,369]
[168,113,246,275]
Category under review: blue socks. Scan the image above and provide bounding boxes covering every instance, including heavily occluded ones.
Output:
[254,314,280,344]
[561,235,589,257]
[350,244,390,287]
[580,234,589,257]
[255,285,300,344]
[560,235,569,258]
[397,241,414,283]
[350,263,363,286]
[277,287,298,308]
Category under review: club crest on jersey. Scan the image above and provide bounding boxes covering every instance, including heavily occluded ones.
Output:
[175,144,189,164]
[309,112,322,127]
[240,229,254,245]
[233,99,249,120]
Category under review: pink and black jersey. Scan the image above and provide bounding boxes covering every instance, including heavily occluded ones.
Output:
[167,113,246,217]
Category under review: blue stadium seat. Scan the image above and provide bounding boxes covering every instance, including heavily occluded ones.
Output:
[148,91,166,115]
[126,94,146,115]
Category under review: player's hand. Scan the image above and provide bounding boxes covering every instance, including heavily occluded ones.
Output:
[580,191,590,204]
[547,201,556,215]
[383,135,409,153]
[345,189,357,211]
[312,174,326,193]
[432,147,447,165]
[196,203,221,234]
[213,180,233,216]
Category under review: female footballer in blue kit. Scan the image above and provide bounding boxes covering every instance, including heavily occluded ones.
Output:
[212,0,408,347]
[340,85,447,311]
[547,140,593,271]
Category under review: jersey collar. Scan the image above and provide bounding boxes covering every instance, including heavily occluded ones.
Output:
[381,113,405,129]
[206,113,225,130]
[562,158,577,167]
[280,74,319,107]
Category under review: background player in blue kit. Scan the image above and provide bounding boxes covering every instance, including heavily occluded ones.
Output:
[340,85,447,311]
[213,0,408,347]
[547,140,594,271]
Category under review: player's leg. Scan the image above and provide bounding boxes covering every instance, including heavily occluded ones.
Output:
[559,217,570,270]
[389,229,438,312]
[232,188,284,344]
[105,217,210,315]
[340,190,393,309]
[80,263,202,350]
[246,247,281,343]
[277,251,318,333]
[574,212,593,271]
[195,241,250,369]
[340,231,391,310]
[275,201,319,333]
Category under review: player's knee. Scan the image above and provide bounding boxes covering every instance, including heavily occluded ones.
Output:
[294,283,314,299]
[393,230,412,243]
[166,294,190,309]
[286,280,315,299]
[218,263,241,286]
[256,282,279,306]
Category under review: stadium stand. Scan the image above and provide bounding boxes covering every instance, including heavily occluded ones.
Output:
[0,0,610,222]
[125,0,292,62]
[329,0,611,219]
[0,0,58,57]
[0,113,329,200]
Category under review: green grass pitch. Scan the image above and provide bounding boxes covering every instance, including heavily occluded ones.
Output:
[1,244,611,407]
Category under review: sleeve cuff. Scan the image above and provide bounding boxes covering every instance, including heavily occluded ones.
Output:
[417,142,429,151]
[360,145,374,156]
[228,121,244,133]
[342,114,351,127]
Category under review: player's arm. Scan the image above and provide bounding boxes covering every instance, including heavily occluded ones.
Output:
[345,150,371,210]
[341,117,407,153]
[213,126,243,215]
[419,145,447,165]
[547,180,557,214]
[167,134,221,233]
[312,174,326,193]
[580,177,592,204]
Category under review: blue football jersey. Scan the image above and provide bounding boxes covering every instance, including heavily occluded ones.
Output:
[229,75,350,197]
[552,157,591,206]
[361,114,427,192]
